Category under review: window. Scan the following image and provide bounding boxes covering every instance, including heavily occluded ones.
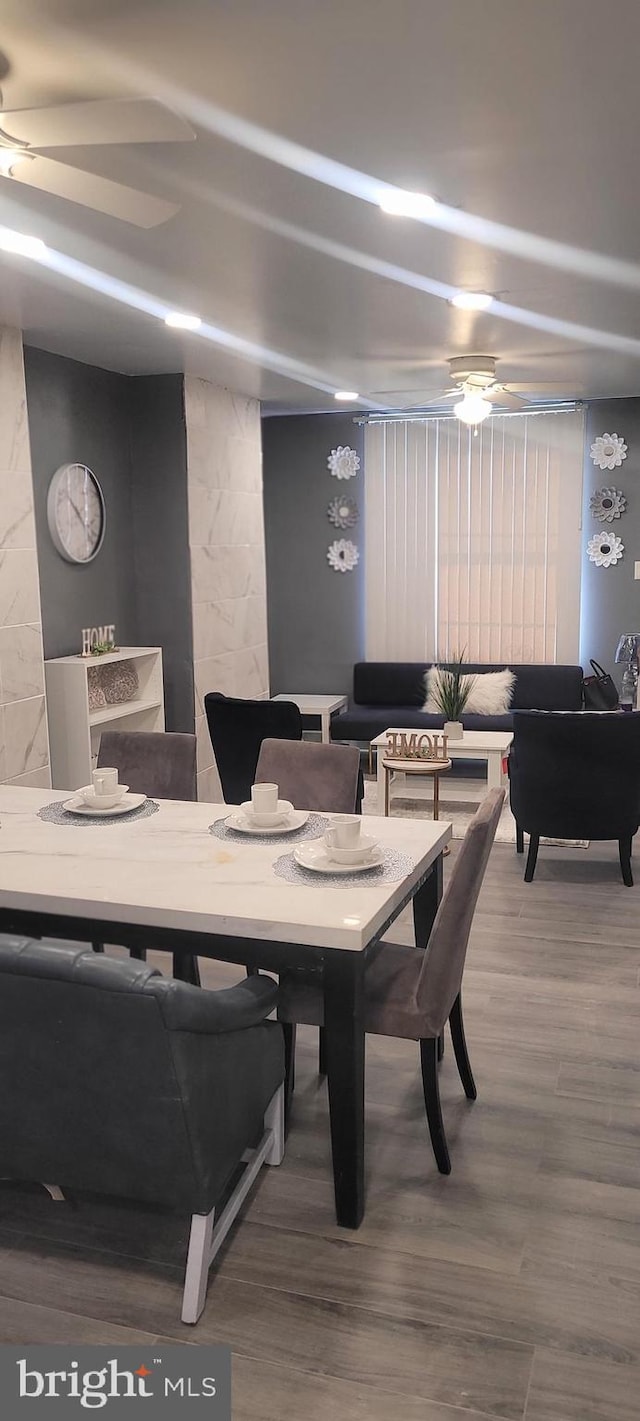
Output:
[365,410,584,663]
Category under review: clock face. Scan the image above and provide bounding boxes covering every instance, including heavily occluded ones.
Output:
[47,464,106,564]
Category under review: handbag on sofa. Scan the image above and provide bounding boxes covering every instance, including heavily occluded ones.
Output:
[582,659,619,711]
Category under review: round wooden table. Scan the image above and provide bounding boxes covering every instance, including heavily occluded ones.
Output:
[381,756,452,820]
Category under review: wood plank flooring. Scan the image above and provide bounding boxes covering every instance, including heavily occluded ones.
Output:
[0,836,639,1418]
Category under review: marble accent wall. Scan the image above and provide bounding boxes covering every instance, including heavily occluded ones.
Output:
[184,379,268,800]
[0,328,50,787]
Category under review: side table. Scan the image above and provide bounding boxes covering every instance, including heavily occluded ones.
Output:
[271,693,348,744]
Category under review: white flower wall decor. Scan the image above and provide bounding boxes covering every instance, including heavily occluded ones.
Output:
[587,531,624,567]
[589,487,626,522]
[327,495,359,529]
[327,538,360,572]
[327,445,360,480]
[589,433,627,470]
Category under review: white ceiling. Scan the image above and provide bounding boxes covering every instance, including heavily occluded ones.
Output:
[1,0,640,410]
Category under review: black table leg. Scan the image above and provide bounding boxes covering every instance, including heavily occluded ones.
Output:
[412,853,444,950]
[323,953,365,1229]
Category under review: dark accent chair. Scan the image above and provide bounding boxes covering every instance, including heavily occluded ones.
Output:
[0,937,284,1324]
[279,790,505,1173]
[255,738,363,813]
[204,693,303,805]
[508,710,640,885]
[97,729,197,802]
[96,730,199,981]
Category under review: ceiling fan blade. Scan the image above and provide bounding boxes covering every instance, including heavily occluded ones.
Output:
[506,381,569,392]
[384,391,461,413]
[486,386,529,411]
[10,154,179,227]
[1,98,194,149]
[369,385,457,400]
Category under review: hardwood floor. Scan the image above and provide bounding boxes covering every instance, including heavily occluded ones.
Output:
[0,837,639,1418]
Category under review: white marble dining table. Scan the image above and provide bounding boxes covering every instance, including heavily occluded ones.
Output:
[0,786,451,1227]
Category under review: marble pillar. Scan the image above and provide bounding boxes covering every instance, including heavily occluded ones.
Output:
[184,379,268,801]
[0,328,50,787]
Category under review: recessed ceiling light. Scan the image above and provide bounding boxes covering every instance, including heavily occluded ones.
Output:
[334,390,359,401]
[0,148,29,176]
[451,291,493,311]
[0,228,46,259]
[164,312,202,331]
[378,189,436,219]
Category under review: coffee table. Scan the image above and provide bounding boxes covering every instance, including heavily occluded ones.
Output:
[371,728,513,812]
[271,693,348,743]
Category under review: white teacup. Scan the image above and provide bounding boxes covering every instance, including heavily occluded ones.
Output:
[93,767,119,796]
[251,782,278,816]
[82,775,128,809]
[325,814,361,854]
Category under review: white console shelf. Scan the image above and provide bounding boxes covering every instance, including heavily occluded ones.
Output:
[45,647,165,790]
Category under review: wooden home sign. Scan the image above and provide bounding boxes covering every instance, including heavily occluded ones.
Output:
[385,731,449,761]
[80,625,117,657]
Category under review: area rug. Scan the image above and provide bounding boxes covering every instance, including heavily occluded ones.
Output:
[362,777,589,848]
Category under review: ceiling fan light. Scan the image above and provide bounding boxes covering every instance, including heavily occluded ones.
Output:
[0,227,46,259]
[454,393,493,426]
[378,188,436,219]
[334,390,359,402]
[451,291,493,311]
[0,147,29,176]
[164,312,202,331]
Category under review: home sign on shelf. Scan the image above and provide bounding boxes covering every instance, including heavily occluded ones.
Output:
[81,625,117,657]
[385,731,449,761]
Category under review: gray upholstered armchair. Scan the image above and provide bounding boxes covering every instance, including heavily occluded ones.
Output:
[0,938,284,1324]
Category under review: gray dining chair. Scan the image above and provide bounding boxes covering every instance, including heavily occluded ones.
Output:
[95,730,199,983]
[97,730,197,802]
[255,738,362,813]
[278,788,505,1174]
[255,737,362,1081]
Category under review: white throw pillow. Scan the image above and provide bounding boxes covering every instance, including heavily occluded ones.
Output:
[423,666,515,716]
[466,669,515,714]
[423,666,473,712]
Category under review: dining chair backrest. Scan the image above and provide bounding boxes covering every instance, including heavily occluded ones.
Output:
[97,730,197,801]
[204,693,303,805]
[255,738,362,813]
[415,788,505,1035]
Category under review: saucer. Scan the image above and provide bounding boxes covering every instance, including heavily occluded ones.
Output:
[64,792,146,818]
[228,806,308,836]
[240,799,294,828]
[79,783,129,810]
[324,833,378,866]
[294,841,384,875]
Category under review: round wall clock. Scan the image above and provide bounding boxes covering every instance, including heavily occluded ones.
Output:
[47,463,106,564]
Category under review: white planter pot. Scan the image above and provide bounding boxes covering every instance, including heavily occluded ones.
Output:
[444,720,464,739]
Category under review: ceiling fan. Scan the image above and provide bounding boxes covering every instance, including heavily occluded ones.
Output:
[372,355,566,425]
[0,93,195,228]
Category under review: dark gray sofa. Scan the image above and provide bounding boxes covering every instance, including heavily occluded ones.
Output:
[332,661,584,743]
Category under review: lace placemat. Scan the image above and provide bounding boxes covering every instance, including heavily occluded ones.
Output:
[272,846,415,888]
[38,798,160,827]
[209,812,330,845]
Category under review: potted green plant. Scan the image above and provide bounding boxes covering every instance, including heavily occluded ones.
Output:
[431,651,473,739]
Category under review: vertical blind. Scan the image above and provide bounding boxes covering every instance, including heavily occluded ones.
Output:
[365,411,585,664]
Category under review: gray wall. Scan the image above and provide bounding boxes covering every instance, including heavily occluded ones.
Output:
[129,375,194,731]
[580,398,640,687]
[262,412,364,697]
[25,347,136,658]
[24,349,193,731]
